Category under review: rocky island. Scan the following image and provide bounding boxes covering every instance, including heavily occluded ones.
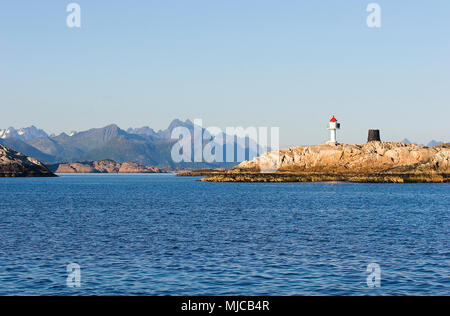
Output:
[0,145,56,177]
[198,142,450,183]
[50,160,163,174]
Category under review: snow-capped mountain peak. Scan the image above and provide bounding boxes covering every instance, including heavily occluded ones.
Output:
[0,126,48,140]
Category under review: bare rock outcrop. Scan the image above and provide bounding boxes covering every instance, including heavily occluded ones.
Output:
[203,142,450,183]
[0,145,56,177]
[54,160,162,174]
[234,142,449,174]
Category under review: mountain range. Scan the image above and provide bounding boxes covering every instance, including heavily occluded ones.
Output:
[401,139,446,147]
[0,120,261,168]
[0,126,48,141]
[0,121,445,169]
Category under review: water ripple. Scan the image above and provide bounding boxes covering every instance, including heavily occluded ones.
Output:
[0,175,448,295]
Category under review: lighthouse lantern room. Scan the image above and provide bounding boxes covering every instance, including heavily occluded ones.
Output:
[327,115,341,144]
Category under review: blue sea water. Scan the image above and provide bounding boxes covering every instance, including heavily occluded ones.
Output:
[0,174,448,296]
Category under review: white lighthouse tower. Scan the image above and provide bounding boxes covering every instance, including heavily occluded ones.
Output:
[327,115,341,144]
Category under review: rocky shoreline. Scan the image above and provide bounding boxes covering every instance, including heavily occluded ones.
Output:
[201,172,449,183]
[0,145,56,177]
[194,142,450,183]
[49,160,164,174]
[176,169,226,177]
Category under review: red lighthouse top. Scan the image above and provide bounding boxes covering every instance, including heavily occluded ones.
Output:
[330,116,337,122]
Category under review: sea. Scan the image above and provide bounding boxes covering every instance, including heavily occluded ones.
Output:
[0,174,448,296]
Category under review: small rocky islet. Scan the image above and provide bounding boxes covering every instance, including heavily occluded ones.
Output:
[184,142,450,183]
[49,160,163,174]
[0,145,164,177]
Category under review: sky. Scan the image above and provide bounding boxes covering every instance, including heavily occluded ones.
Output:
[0,0,449,147]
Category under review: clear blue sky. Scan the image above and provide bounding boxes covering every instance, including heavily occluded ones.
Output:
[0,0,448,146]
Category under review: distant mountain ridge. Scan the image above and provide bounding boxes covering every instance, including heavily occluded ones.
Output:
[401,139,445,147]
[0,120,260,168]
[0,126,48,141]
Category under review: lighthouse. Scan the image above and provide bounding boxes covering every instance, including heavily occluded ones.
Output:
[327,115,341,144]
